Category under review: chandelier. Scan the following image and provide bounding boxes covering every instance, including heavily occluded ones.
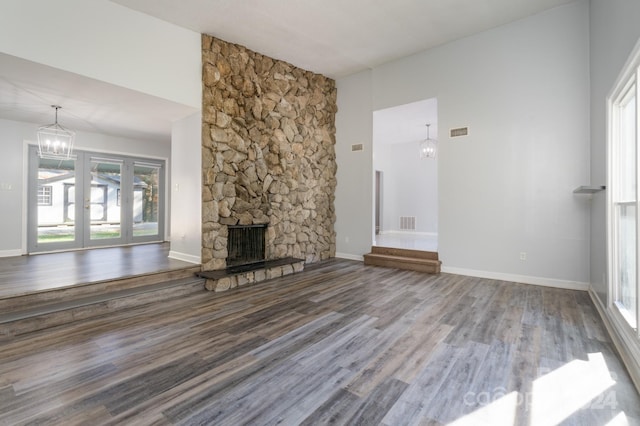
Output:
[420,123,437,159]
[37,105,76,159]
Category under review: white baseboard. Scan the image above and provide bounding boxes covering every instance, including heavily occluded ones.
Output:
[335,252,364,262]
[168,251,201,264]
[379,231,438,237]
[0,249,23,258]
[441,266,589,291]
[588,287,640,395]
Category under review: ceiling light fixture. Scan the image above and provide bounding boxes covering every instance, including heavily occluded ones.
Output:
[37,105,75,160]
[420,123,437,159]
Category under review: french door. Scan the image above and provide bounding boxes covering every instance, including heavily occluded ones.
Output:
[28,147,165,253]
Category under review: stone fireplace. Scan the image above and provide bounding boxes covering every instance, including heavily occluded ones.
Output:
[201,35,338,275]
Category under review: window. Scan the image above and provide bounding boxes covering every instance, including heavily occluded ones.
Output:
[37,185,52,206]
[608,39,640,336]
[612,84,637,329]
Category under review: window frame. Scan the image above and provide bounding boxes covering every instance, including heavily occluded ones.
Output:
[607,38,640,350]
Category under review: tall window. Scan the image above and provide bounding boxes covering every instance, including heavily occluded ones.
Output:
[608,40,640,336]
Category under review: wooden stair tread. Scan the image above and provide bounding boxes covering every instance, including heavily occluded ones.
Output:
[364,247,441,274]
[0,276,205,325]
[364,253,441,264]
[0,265,201,315]
[0,268,207,339]
[370,246,439,260]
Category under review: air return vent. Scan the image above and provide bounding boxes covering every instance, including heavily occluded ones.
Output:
[450,127,469,138]
[400,216,416,231]
[351,143,364,152]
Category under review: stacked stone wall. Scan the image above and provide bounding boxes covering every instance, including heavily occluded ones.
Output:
[201,35,337,270]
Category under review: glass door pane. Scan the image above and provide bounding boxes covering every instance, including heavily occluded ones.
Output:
[132,162,161,238]
[37,157,77,245]
[88,159,123,241]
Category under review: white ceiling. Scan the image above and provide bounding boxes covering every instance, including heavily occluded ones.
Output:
[113,0,576,78]
[0,0,575,142]
[0,53,195,143]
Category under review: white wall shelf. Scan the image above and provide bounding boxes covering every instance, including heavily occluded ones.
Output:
[573,185,606,194]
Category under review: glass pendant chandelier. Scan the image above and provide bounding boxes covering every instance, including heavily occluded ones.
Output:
[420,123,437,159]
[37,105,76,159]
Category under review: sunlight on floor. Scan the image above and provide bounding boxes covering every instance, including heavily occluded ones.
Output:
[449,391,518,426]
[605,412,632,425]
[531,352,616,425]
[444,351,628,425]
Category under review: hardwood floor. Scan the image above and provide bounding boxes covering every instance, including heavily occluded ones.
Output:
[0,243,197,298]
[1,259,638,425]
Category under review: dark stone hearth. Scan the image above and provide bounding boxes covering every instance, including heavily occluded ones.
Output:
[197,257,304,279]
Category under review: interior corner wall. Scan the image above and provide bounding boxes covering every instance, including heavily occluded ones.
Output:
[0,0,201,108]
[335,1,591,284]
[169,112,202,264]
[589,0,640,303]
[335,70,374,259]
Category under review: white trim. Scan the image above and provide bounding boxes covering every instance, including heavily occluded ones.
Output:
[379,231,438,237]
[588,287,640,394]
[22,140,31,255]
[168,250,201,264]
[441,266,589,291]
[335,252,364,262]
[0,249,23,258]
[607,36,640,102]
[606,35,640,349]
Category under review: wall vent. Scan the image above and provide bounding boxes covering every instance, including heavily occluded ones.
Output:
[400,216,416,231]
[351,143,364,152]
[450,127,469,138]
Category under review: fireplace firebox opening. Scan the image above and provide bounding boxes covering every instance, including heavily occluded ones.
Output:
[227,224,267,268]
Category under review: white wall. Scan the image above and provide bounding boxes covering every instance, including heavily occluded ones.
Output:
[0,120,29,255]
[169,112,202,264]
[335,70,374,259]
[589,0,640,303]
[0,117,170,255]
[336,1,591,286]
[0,0,201,109]
[373,142,438,234]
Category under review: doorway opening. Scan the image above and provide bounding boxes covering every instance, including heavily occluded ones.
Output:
[28,146,165,253]
[372,98,438,252]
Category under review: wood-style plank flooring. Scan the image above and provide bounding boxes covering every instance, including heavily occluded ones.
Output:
[0,243,196,298]
[1,259,639,425]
